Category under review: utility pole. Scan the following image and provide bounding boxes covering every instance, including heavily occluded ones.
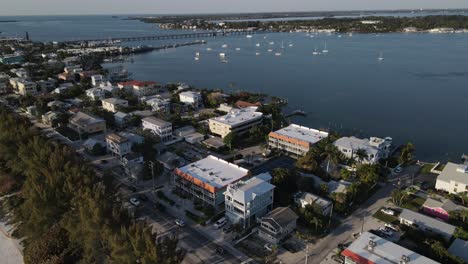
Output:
[328,203,333,228]
[149,161,155,191]
[305,244,308,264]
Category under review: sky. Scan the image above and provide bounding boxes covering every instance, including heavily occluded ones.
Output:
[1,0,468,16]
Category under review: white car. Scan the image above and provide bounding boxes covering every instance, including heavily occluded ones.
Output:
[394,167,402,173]
[264,243,273,252]
[214,217,227,228]
[385,223,398,232]
[129,197,140,206]
[379,227,393,237]
[381,208,395,216]
[175,219,186,227]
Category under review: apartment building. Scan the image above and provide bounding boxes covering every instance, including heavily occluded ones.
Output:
[101,98,129,113]
[333,136,392,164]
[174,155,250,208]
[106,133,132,157]
[17,79,38,96]
[86,88,105,101]
[209,107,263,138]
[224,173,275,228]
[118,81,161,97]
[69,112,106,135]
[142,116,172,141]
[91,75,105,87]
[268,124,329,157]
[435,162,468,194]
[179,91,202,108]
[342,232,439,264]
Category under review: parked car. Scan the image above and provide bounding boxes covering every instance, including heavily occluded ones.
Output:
[264,243,273,252]
[394,166,402,173]
[379,227,393,237]
[129,197,140,206]
[223,225,233,233]
[214,217,227,229]
[381,208,395,216]
[175,219,186,227]
[385,223,399,232]
[331,254,345,264]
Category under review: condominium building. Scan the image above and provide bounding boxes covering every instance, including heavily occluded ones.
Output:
[179,91,202,108]
[174,155,250,207]
[209,107,263,138]
[142,116,172,141]
[342,232,439,264]
[224,173,275,228]
[101,98,129,113]
[268,124,329,157]
[106,133,132,157]
[333,136,392,164]
[435,162,468,194]
[69,112,106,135]
[145,97,170,112]
[91,75,105,87]
[118,81,161,97]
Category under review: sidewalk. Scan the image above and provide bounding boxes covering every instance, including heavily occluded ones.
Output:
[0,221,23,264]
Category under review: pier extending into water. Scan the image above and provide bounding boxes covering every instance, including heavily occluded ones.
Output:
[61,30,268,44]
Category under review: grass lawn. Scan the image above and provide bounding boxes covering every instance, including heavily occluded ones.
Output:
[373,208,398,223]
[420,163,436,174]
[401,196,425,211]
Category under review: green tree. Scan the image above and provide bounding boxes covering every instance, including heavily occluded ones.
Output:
[354,148,368,164]
[356,164,380,185]
[296,152,319,173]
[321,144,344,173]
[391,189,410,206]
[223,132,238,151]
[399,142,415,165]
[271,168,299,206]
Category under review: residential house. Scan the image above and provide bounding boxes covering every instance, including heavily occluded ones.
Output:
[294,192,333,216]
[91,75,105,87]
[184,133,205,144]
[17,79,38,96]
[42,111,59,126]
[106,133,132,157]
[342,231,439,264]
[102,98,129,113]
[268,124,329,157]
[174,155,250,208]
[69,112,106,135]
[224,173,275,228]
[142,116,172,141]
[209,107,263,138]
[399,209,456,241]
[37,78,57,92]
[118,81,160,97]
[258,207,299,244]
[114,111,132,128]
[435,162,468,194]
[333,136,392,164]
[157,152,185,170]
[86,88,105,101]
[179,91,203,108]
[145,97,170,112]
[448,238,468,263]
[422,196,466,221]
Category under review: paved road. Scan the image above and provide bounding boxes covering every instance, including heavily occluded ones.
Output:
[140,203,239,264]
[278,183,394,264]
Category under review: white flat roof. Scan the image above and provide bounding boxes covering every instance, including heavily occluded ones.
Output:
[437,162,468,185]
[343,232,439,264]
[272,124,328,144]
[211,107,263,127]
[177,155,249,189]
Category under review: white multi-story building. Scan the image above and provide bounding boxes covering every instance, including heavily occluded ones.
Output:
[333,136,392,164]
[145,97,170,112]
[174,155,250,208]
[86,88,105,101]
[268,124,329,157]
[118,81,161,97]
[17,79,38,96]
[91,75,105,87]
[435,162,468,194]
[101,98,129,113]
[209,107,263,138]
[179,91,202,108]
[106,133,132,157]
[142,116,172,141]
[294,192,332,216]
[224,173,275,228]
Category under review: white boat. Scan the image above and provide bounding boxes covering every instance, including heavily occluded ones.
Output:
[310,35,315,38]
[267,49,273,52]
[246,35,253,38]
[195,52,200,56]
[338,35,342,38]
[256,43,260,47]
[269,42,274,45]
[221,59,228,63]
[348,33,353,37]
[263,36,267,39]
[222,44,228,48]
[206,48,212,51]
[322,42,328,53]
[194,57,199,61]
[313,47,319,55]
[288,42,293,47]
[275,52,282,56]
[255,52,261,56]
[281,41,285,49]
[378,52,384,61]
[235,48,241,51]
[219,52,226,57]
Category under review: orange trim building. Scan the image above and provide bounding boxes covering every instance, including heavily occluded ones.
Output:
[268,124,328,157]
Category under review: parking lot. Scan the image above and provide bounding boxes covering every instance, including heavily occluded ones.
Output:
[250,156,296,175]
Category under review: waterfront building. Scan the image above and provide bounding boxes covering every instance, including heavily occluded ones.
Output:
[224,173,275,228]
[422,196,466,221]
[118,80,161,97]
[174,155,250,208]
[435,162,468,194]
[179,91,203,108]
[69,112,106,135]
[209,107,263,138]
[399,209,456,241]
[333,136,392,164]
[268,124,328,157]
[342,231,439,264]
[141,116,172,141]
[258,207,298,245]
[101,98,129,113]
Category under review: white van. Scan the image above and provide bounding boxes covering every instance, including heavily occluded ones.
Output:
[214,217,227,228]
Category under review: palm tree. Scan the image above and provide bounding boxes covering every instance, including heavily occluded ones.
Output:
[354,148,368,164]
[321,144,344,172]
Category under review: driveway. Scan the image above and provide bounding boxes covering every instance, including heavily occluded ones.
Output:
[278,183,394,264]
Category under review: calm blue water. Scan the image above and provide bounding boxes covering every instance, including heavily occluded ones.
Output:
[1,16,467,162]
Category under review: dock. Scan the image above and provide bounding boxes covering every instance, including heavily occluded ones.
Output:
[285,109,306,117]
